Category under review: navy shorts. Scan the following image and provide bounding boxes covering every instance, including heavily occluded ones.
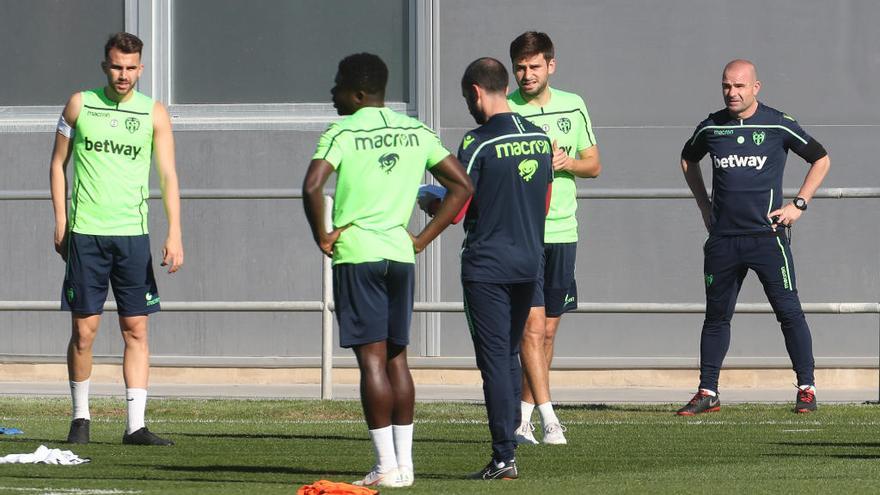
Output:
[61,233,160,316]
[332,260,415,348]
[531,242,578,317]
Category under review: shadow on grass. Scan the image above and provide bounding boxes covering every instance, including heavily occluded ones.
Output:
[0,437,118,446]
[0,474,282,485]
[414,437,484,445]
[150,464,472,482]
[767,441,880,460]
[555,403,673,413]
[170,431,484,445]
[171,432,366,442]
[151,464,363,477]
[763,452,880,460]
[773,442,880,448]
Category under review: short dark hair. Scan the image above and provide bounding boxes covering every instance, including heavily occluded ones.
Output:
[104,32,143,59]
[509,31,554,62]
[336,53,388,95]
[461,57,508,94]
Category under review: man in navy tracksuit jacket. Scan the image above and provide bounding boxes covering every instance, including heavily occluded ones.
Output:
[457,57,553,479]
[678,59,831,416]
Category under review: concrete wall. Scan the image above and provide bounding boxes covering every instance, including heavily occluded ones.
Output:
[1,0,877,369]
[432,0,880,367]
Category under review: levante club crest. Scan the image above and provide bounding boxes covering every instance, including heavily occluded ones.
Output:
[752,130,765,146]
[125,117,141,134]
[557,117,572,134]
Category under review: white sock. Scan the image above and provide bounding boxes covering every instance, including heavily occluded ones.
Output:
[368,425,397,473]
[392,424,414,470]
[537,402,560,427]
[520,401,535,424]
[125,388,147,434]
[699,388,717,397]
[799,384,816,392]
[70,380,91,420]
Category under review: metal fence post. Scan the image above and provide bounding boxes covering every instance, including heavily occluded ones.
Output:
[321,195,334,400]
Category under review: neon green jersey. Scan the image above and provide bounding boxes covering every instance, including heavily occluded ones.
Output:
[312,107,451,265]
[70,88,154,235]
[508,87,597,243]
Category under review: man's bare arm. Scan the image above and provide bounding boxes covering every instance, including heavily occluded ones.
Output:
[153,102,184,273]
[768,155,830,229]
[49,93,82,260]
[412,155,473,253]
[302,159,348,257]
[553,144,601,178]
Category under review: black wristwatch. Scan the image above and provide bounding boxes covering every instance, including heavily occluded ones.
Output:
[793,197,808,211]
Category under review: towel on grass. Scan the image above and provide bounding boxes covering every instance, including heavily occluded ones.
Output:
[0,445,90,465]
[0,427,23,435]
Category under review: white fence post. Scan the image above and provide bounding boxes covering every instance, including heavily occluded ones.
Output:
[321,195,334,400]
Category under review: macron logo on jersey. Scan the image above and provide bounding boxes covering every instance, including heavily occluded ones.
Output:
[83,136,142,161]
[712,154,767,171]
[494,139,551,158]
[354,133,420,151]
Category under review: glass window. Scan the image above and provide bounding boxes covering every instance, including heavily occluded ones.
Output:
[172,0,410,104]
[0,0,125,106]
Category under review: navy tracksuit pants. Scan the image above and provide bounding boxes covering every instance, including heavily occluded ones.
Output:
[463,281,533,464]
[699,233,815,392]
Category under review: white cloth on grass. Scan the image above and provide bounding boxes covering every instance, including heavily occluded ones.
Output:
[0,445,90,465]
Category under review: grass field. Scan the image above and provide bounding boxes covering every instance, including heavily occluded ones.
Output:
[1,397,879,494]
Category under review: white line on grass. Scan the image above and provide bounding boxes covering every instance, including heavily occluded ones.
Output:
[4,417,879,427]
[0,488,141,495]
[6,416,880,426]
[104,418,880,427]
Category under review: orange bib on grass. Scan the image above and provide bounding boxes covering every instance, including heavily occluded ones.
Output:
[296,480,378,495]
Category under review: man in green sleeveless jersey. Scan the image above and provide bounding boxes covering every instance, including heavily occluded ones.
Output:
[303,53,472,488]
[49,32,183,446]
[507,32,602,446]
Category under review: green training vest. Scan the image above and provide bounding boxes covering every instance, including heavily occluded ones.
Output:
[70,88,154,235]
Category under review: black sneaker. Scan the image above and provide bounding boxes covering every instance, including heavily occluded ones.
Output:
[795,387,817,413]
[122,427,174,446]
[66,418,90,444]
[468,459,518,480]
[676,390,721,416]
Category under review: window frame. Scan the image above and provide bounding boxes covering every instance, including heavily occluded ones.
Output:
[0,0,435,132]
[0,0,137,132]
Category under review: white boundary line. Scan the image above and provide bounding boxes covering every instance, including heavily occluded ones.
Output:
[4,416,880,426]
[0,489,141,495]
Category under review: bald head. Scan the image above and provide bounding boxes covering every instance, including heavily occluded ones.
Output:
[721,59,761,119]
[723,59,757,83]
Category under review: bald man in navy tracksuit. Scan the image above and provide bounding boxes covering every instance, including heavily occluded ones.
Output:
[678,59,830,416]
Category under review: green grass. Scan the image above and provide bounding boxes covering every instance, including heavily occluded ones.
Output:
[1,398,879,494]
